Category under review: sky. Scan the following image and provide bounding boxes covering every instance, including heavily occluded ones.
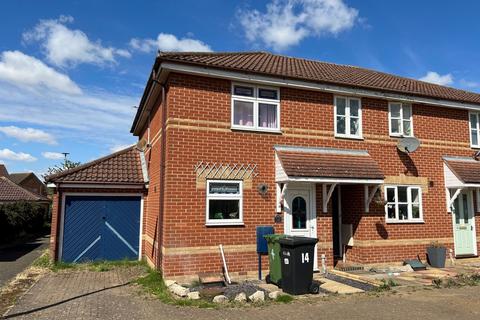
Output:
[1,0,480,177]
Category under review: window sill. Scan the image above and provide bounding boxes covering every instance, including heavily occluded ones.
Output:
[205,222,245,227]
[231,126,282,134]
[470,145,480,149]
[389,134,414,138]
[334,134,364,141]
[385,220,425,224]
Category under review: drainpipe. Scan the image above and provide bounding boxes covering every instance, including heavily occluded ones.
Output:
[156,82,167,272]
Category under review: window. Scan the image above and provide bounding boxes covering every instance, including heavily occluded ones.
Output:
[389,102,413,136]
[232,83,280,132]
[469,112,480,148]
[385,186,423,223]
[206,180,243,226]
[292,196,307,229]
[335,96,362,138]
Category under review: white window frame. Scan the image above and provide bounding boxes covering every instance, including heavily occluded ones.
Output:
[384,185,423,223]
[206,180,243,226]
[334,96,363,139]
[388,102,413,137]
[469,111,480,148]
[231,82,281,133]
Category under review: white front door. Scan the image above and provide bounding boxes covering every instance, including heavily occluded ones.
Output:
[284,185,318,270]
[452,190,477,256]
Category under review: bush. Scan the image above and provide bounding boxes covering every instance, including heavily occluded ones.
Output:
[0,201,50,244]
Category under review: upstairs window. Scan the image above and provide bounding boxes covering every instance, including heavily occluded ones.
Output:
[389,102,413,136]
[206,180,243,226]
[469,112,480,148]
[385,186,423,223]
[334,96,362,139]
[232,83,280,132]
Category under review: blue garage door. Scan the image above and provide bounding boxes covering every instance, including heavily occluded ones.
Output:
[62,196,141,263]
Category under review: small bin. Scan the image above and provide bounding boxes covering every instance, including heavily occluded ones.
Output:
[264,234,287,286]
[279,236,319,295]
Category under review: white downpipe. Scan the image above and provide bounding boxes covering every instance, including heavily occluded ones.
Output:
[219,244,231,284]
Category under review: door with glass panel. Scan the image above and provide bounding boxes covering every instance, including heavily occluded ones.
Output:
[284,186,317,270]
[452,190,477,256]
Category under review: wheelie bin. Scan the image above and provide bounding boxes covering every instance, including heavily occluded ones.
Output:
[279,236,320,295]
[264,234,287,287]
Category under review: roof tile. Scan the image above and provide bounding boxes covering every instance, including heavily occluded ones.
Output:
[445,158,480,184]
[0,177,48,202]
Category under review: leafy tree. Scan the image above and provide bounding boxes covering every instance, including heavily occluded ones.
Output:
[43,159,81,181]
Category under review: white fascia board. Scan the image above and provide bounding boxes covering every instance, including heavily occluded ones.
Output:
[160,62,480,112]
[58,183,145,189]
[278,176,384,184]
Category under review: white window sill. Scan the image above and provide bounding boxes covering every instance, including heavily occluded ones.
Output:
[389,134,414,138]
[470,145,480,149]
[205,221,244,227]
[385,220,425,224]
[231,126,282,134]
[334,134,364,141]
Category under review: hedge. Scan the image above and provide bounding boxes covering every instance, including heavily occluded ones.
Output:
[0,201,50,244]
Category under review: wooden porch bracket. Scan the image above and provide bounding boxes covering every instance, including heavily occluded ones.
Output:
[322,183,337,213]
[364,185,381,213]
[446,188,462,212]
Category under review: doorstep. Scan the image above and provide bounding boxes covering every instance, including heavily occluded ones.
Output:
[313,274,364,294]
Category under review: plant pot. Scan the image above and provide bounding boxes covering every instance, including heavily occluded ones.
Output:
[427,246,447,268]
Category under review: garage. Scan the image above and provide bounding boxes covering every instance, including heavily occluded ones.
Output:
[61,195,141,262]
[46,146,148,263]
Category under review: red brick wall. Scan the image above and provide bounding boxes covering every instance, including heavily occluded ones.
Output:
[138,72,480,277]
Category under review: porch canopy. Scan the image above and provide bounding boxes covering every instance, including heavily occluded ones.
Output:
[443,156,480,212]
[274,145,385,213]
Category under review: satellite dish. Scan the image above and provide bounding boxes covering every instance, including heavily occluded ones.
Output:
[397,137,420,154]
[136,138,148,152]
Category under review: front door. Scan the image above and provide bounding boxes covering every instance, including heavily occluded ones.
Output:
[284,185,317,270]
[452,190,477,256]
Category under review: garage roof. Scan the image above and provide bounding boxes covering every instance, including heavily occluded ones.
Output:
[46,146,146,185]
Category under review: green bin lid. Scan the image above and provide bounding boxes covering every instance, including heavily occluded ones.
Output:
[263,234,287,242]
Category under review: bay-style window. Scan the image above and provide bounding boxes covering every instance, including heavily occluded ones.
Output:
[385,186,423,223]
[469,112,480,148]
[389,102,413,136]
[334,96,362,138]
[206,180,243,226]
[232,83,280,132]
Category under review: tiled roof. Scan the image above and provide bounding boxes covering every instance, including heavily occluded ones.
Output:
[8,173,32,184]
[46,146,145,185]
[444,158,480,184]
[276,147,384,180]
[158,51,480,106]
[0,177,48,202]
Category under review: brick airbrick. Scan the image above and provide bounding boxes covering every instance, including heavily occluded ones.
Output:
[277,150,384,179]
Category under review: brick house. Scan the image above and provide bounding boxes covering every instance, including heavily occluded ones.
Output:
[49,52,480,280]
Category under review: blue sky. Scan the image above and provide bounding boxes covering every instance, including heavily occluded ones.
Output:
[1,0,480,177]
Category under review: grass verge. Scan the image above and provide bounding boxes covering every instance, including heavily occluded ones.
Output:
[135,269,216,308]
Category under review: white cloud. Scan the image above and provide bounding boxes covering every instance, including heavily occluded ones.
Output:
[23,15,130,67]
[41,151,65,160]
[0,51,81,94]
[238,0,359,51]
[459,79,480,89]
[0,149,36,162]
[0,126,57,145]
[109,143,133,153]
[419,71,453,86]
[129,33,212,53]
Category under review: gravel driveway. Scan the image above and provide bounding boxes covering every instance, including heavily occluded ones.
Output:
[4,267,480,320]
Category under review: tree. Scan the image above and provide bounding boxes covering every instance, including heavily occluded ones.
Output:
[43,159,81,181]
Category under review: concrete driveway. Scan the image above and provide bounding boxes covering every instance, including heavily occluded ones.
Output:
[0,236,49,288]
[4,267,480,320]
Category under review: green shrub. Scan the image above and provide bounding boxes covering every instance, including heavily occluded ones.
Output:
[0,201,50,244]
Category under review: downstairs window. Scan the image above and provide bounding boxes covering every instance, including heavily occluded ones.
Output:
[385,186,423,223]
[206,180,243,226]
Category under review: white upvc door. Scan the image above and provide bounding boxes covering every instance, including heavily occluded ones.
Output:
[284,184,318,270]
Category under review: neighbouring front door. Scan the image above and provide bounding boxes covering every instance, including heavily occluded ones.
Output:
[284,185,318,270]
[452,190,477,256]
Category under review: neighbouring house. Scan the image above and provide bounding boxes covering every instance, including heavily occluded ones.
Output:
[48,51,480,281]
[0,165,49,204]
[8,172,47,197]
